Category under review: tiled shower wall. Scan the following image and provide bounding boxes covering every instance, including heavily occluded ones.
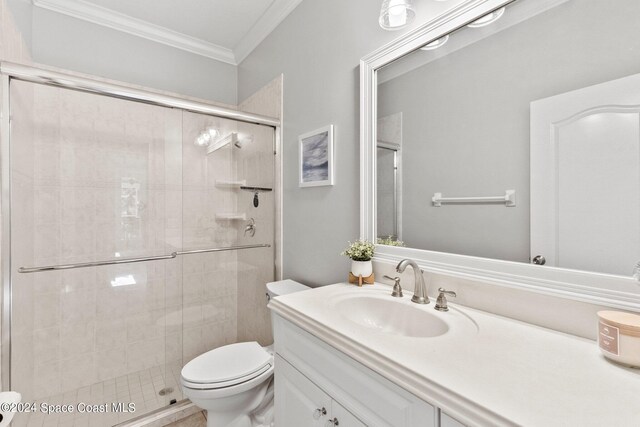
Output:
[0,0,31,64]
[237,76,282,346]
[1,0,34,390]
[8,82,273,402]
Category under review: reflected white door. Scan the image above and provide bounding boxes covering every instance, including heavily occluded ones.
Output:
[531,73,640,275]
[377,146,398,239]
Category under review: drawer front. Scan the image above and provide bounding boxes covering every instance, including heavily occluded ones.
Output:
[274,315,436,427]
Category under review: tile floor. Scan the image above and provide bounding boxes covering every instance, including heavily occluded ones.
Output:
[165,412,205,427]
[12,363,184,427]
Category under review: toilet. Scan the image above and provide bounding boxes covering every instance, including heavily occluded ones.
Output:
[181,279,310,427]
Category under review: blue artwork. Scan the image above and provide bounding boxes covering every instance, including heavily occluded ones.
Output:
[301,131,329,182]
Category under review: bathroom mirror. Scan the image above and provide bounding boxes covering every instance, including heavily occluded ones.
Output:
[361,0,640,309]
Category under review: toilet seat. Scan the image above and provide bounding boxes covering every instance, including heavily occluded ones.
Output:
[182,363,272,390]
[181,342,273,391]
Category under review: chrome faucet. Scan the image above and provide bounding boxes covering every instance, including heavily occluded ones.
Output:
[396,259,429,304]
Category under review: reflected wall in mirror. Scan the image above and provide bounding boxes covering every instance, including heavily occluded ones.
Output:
[376,0,640,277]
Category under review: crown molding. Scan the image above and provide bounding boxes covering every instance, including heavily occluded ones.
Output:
[32,0,304,66]
[32,0,237,64]
[234,0,304,64]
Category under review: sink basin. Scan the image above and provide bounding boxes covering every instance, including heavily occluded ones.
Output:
[334,296,449,338]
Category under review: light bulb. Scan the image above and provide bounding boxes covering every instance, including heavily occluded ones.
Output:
[379,0,415,31]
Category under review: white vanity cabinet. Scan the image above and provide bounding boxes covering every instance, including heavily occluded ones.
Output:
[273,315,437,427]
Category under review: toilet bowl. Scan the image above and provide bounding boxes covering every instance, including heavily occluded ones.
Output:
[181,279,309,427]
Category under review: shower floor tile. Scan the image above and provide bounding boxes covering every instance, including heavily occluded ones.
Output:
[13,363,185,427]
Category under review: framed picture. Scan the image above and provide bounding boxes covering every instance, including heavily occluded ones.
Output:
[299,125,334,187]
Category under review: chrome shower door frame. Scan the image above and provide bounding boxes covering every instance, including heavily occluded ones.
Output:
[0,61,282,392]
[1,72,11,393]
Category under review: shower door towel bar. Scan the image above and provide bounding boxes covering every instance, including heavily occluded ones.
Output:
[432,190,516,207]
[17,243,271,273]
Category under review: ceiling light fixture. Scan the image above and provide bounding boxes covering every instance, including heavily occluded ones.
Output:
[420,35,450,51]
[379,0,415,31]
[467,7,506,28]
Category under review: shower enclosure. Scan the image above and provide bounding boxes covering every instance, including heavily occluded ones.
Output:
[1,63,279,426]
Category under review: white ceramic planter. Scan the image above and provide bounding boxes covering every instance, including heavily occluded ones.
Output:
[351,260,373,277]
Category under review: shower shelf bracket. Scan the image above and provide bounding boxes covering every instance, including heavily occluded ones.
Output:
[215,213,247,221]
[207,132,238,154]
[215,179,247,188]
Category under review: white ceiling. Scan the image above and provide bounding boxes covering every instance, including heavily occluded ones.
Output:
[32,0,304,64]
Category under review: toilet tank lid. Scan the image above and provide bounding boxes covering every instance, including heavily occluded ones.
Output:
[266,279,309,297]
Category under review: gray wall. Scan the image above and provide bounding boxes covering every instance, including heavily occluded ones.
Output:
[5,0,32,52]
[237,0,464,286]
[6,0,237,104]
[378,0,640,263]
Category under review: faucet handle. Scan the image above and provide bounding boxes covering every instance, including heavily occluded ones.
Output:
[435,287,456,312]
[383,275,403,298]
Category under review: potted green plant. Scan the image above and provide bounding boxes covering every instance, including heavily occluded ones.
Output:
[341,240,375,277]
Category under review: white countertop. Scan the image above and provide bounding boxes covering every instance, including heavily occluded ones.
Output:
[269,283,640,426]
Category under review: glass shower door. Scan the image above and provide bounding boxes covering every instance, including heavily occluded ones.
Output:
[7,76,277,427]
[9,80,184,426]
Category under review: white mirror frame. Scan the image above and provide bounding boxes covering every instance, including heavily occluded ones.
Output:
[360,0,640,311]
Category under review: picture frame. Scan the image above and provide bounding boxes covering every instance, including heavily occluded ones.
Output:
[299,125,334,187]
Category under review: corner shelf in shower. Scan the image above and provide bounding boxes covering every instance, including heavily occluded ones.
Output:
[215,179,247,188]
[215,213,247,221]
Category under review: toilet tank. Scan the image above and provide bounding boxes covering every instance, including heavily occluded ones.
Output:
[266,279,309,300]
[266,280,309,334]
